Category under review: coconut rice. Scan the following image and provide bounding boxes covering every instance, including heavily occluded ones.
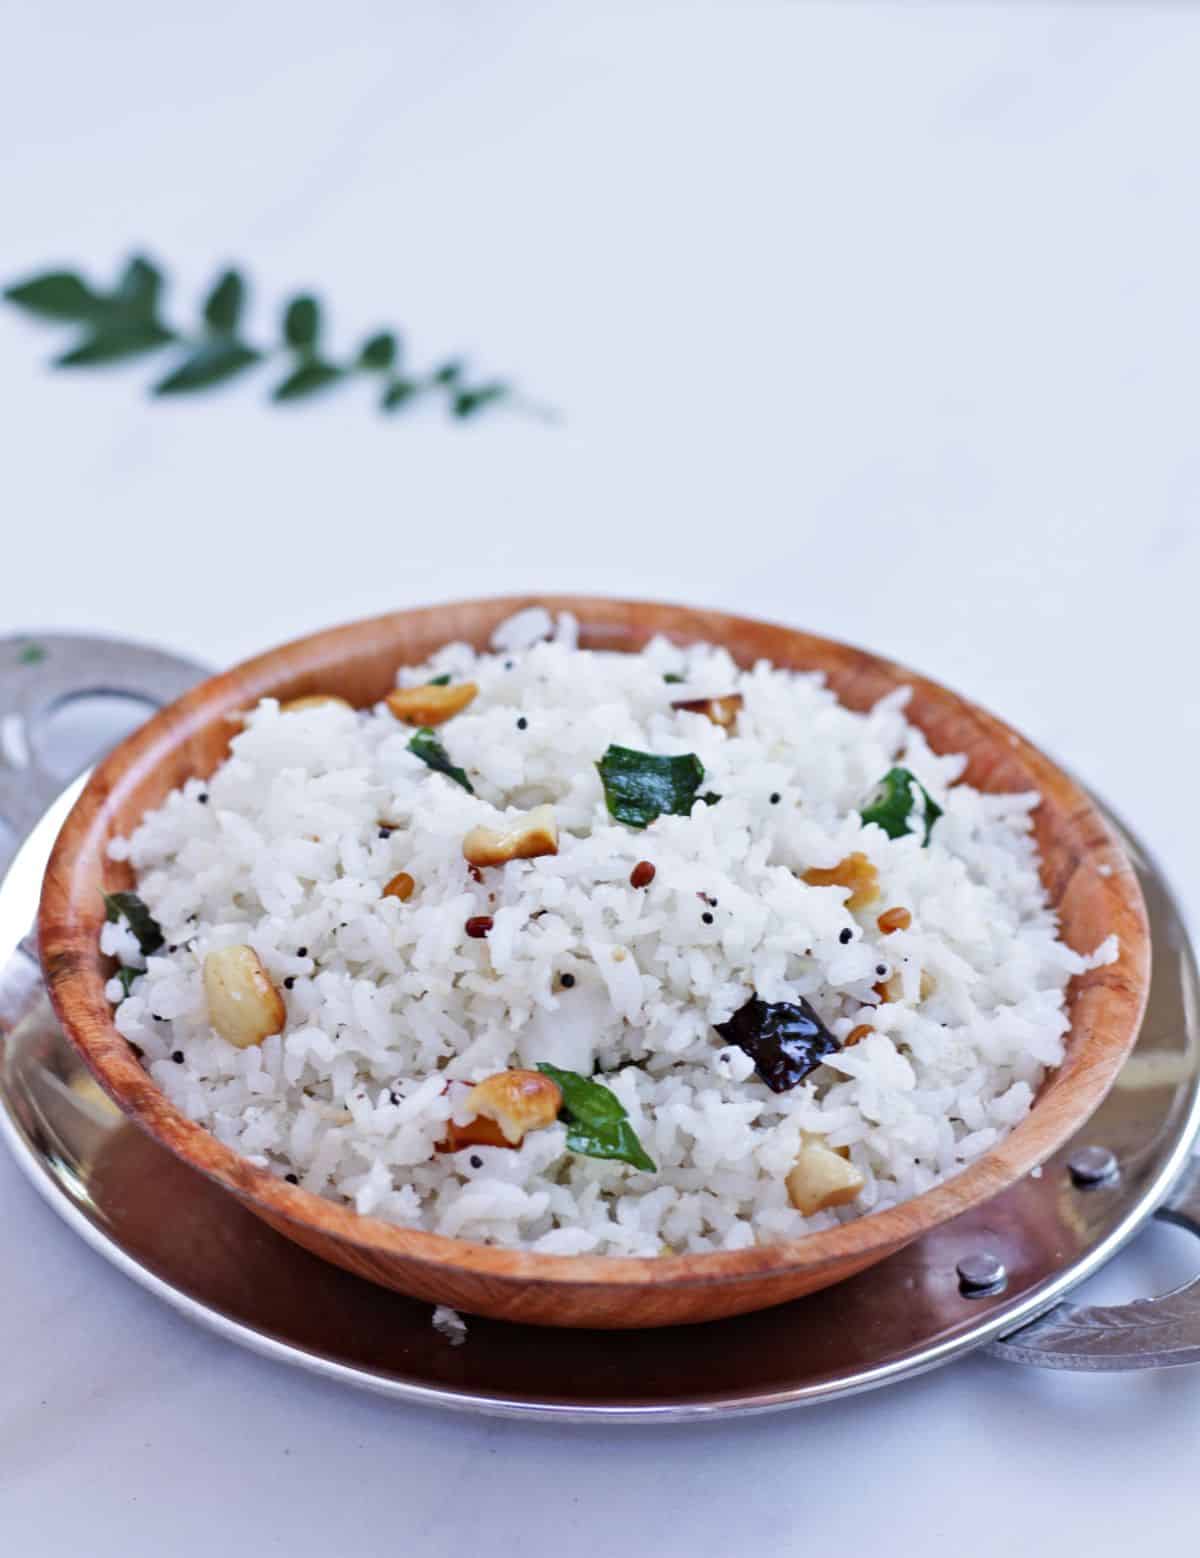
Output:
[103,607,1117,1256]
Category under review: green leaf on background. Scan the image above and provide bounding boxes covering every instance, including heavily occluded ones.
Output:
[4,254,531,424]
[271,359,343,401]
[381,377,418,411]
[452,384,508,418]
[282,294,320,350]
[18,643,46,665]
[114,255,164,318]
[202,268,245,333]
[56,320,175,366]
[3,271,107,321]
[357,331,397,370]
[154,340,260,395]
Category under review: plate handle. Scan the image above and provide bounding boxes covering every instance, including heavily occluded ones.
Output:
[990,1157,1200,1370]
[0,634,207,873]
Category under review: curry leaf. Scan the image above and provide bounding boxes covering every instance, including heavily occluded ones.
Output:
[596,745,706,829]
[4,271,107,321]
[5,253,533,424]
[283,294,320,350]
[271,359,343,402]
[154,340,260,395]
[535,1063,656,1171]
[381,377,418,411]
[56,320,175,366]
[452,383,508,418]
[102,891,164,956]
[358,331,397,370]
[114,255,164,318]
[860,766,943,846]
[563,1118,656,1170]
[114,966,141,999]
[406,728,474,793]
[202,268,245,333]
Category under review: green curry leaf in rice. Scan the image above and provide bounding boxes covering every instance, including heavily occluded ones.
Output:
[102,891,165,956]
[114,966,141,1000]
[860,766,943,846]
[596,745,706,829]
[407,728,474,793]
[536,1063,656,1171]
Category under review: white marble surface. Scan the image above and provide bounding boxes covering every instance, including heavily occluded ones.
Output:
[0,2,1195,1551]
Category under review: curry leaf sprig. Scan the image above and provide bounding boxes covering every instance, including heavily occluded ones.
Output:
[4,254,534,421]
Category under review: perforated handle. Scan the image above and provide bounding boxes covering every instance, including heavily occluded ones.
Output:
[0,634,207,876]
[990,1157,1200,1370]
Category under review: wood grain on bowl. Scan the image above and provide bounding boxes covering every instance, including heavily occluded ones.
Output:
[38,598,1151,1327]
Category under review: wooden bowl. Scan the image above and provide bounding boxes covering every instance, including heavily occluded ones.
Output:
[38,598,1151,1328]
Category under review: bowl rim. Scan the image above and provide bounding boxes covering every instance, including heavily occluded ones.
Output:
[38,595,1152,1294]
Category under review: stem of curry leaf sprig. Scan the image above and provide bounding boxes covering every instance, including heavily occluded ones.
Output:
[2,253,540,422]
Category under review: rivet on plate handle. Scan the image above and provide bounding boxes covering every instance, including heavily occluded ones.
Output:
[1068,1146,1120,1189]
[957,1253,1008,1298]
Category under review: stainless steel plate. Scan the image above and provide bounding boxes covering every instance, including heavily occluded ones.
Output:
[2,634,1199,1420]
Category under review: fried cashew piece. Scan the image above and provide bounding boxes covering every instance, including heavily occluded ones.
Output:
[438,1070,563,1151]
[802,851,881,912]
[462,805,558,868]
[385,682,478,726]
